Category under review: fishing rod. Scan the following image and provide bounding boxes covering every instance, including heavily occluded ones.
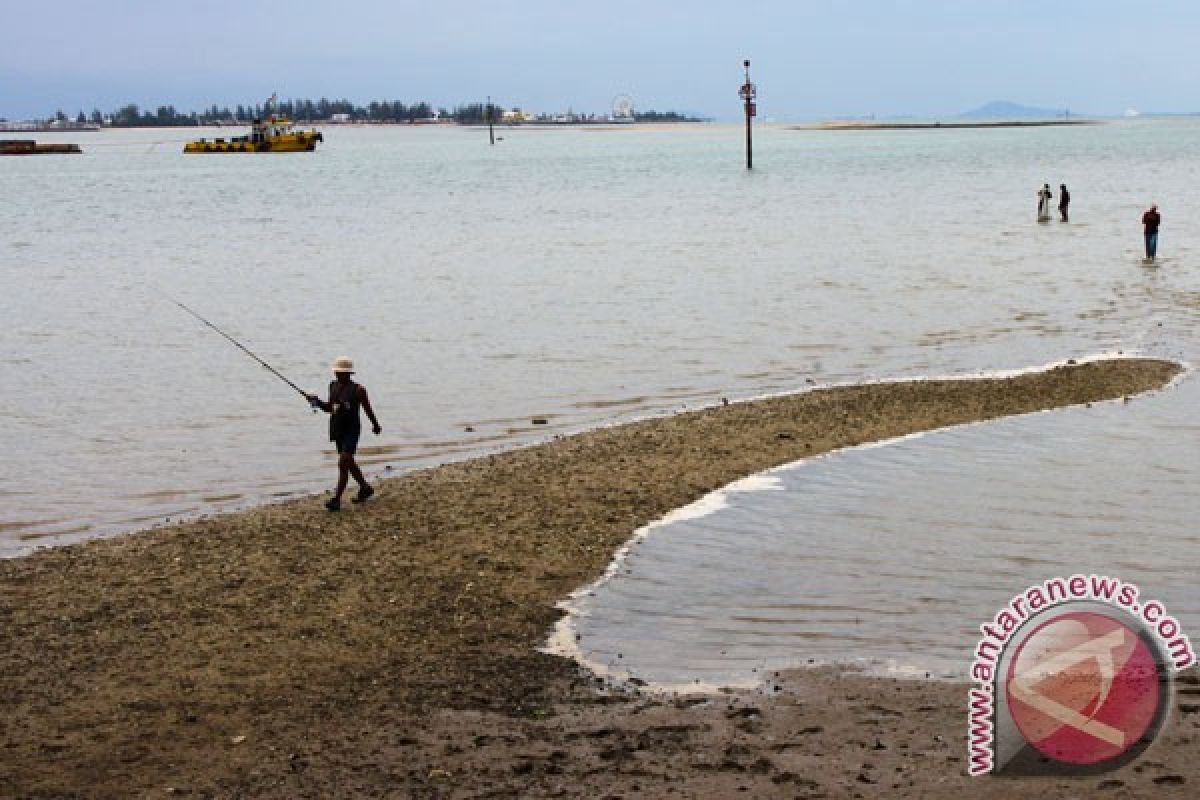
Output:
[162,292,315,408]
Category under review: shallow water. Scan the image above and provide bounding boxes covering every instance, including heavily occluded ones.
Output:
[2,120,1198,568]
[555,363,1200,686]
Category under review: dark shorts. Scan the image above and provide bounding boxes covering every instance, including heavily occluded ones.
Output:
[334,428,361,455]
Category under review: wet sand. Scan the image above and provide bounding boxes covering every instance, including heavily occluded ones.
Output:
[0,358,1191,799]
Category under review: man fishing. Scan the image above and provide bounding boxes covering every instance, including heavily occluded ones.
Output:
[161,298,383,511]
[306,357,382,511]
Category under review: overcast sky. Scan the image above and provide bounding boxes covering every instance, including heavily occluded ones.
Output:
[4,1,1200,120]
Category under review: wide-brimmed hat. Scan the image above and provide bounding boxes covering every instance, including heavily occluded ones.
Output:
[331,356,355,374]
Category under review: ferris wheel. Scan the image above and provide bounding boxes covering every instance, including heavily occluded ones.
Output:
[611,94,635,121]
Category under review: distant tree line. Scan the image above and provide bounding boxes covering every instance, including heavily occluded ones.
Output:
[37,99,706,127]
[633,110,706,122]
[46,98,493,127]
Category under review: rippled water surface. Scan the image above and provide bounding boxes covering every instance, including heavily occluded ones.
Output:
[3,122,1199,595]
[557,369,1200,686]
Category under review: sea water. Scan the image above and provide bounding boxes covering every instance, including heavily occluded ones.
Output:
[528,121,1200,685]
[3,123,1199,683]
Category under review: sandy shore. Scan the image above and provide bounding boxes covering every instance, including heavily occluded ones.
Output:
[0,358,1190,799]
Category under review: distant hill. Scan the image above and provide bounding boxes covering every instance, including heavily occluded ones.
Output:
[959,100,1070,119]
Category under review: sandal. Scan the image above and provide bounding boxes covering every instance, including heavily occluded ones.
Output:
[352,485,375,504]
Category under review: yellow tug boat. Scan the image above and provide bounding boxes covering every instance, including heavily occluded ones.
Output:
[183,115,322,153]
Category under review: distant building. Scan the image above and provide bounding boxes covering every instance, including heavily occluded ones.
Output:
[412,110,443,124]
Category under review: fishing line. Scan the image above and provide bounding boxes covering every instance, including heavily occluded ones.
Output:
[156,288,316,409]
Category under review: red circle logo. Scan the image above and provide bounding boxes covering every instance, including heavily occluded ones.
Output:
[1005,611,1163,765]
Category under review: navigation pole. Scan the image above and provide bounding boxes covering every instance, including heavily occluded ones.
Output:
[487,95,495,146]
[739,60,757,170]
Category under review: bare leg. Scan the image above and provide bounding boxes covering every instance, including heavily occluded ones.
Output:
[348,458,368,490]
[335,454,352,500]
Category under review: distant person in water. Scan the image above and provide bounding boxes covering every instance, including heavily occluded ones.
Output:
[1058,184,1070,222]
[306,357,382,511]
[1037,184,1053,221]
[1142,204,1161,260]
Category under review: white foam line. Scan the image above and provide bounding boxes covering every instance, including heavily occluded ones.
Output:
[541,351,1192,693]
[541,472,786,672]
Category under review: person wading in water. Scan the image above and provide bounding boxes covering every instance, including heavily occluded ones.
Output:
[1037,183,1053,222]
[306,357,382,511]
[1142,204,1161,261]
